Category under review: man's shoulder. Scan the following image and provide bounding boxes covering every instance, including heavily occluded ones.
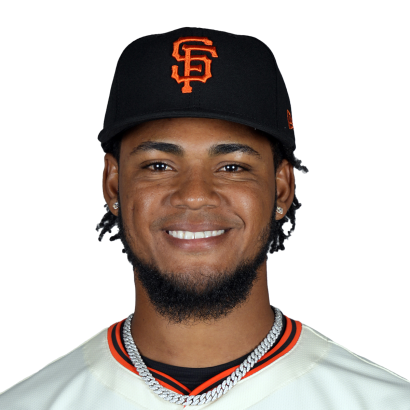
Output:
[276,323,410,409]
[303,324,409,385]
[0,329,108,410]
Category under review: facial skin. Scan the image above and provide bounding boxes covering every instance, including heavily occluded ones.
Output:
[103,118,295,367]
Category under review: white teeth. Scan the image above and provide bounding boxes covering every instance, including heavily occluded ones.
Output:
[168,230,225,239]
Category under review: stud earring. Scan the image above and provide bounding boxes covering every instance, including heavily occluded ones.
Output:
[113,202,119,210]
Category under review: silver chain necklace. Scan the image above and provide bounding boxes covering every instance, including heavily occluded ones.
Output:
[122,307,283,406]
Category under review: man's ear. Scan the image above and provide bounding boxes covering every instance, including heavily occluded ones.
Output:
[103,153,119,216]
[275,159,295,220]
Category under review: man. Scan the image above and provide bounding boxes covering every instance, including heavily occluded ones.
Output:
[0,27,409,409]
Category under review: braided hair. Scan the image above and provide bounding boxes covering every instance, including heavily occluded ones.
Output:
[96,130,308,254]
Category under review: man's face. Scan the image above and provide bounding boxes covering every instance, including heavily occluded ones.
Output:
[108,118,284,324]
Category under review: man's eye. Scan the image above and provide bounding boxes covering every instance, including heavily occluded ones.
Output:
[220,164,247,172]
[146,162,172,171]
[143,161,249,174]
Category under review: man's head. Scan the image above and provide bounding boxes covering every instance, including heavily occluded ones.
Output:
[96,28,308,322]
[100,117,304,322]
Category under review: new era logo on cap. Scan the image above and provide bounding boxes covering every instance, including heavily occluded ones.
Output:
[287,110,294,130]
[171,37,218,94]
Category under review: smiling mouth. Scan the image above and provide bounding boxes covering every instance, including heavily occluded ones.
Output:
[163,229,232,252]
[165,229,229,240]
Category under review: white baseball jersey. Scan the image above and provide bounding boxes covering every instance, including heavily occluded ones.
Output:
[1,313,409,409]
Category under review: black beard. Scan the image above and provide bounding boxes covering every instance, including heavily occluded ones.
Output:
[117,204,278,324]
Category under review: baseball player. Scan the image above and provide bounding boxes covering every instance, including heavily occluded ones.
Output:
[1,27,409,409]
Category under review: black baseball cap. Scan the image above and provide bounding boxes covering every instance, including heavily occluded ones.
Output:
[98,27,296,151]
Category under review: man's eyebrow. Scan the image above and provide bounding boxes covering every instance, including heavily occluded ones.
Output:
[129,141,261,159]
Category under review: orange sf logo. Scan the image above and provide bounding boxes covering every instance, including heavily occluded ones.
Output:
[171,37,218,94]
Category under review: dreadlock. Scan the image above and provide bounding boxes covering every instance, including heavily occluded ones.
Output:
[96,130,308,254]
